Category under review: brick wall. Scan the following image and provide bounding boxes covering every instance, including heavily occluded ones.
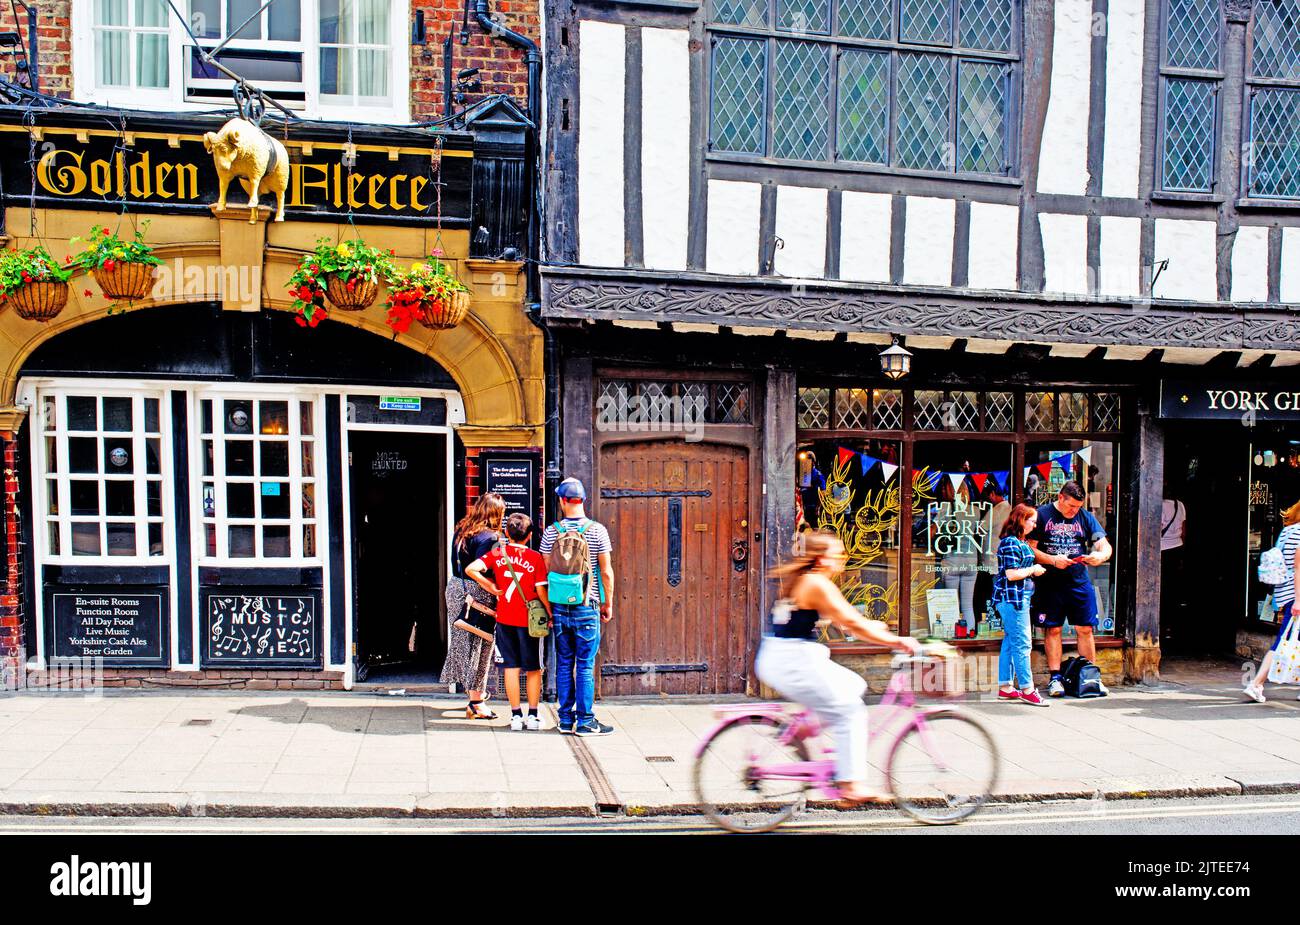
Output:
[0,436,21,689]
[0,0,535,120]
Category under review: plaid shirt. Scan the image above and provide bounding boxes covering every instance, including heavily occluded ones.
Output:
[992,536,1035,607]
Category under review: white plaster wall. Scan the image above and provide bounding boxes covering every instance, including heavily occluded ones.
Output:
[1038,213,1089,295]
[577,20,626,268]
[1098,215,1141,298]
[902,196,955,286]
[705,179,762,275]
[640,28,690,271]
[966,202,1019,290]
[1152,218,1218,301]
[1101,0,1144,198]
[1281,227,1300,303]
[774,186,828,278]
[838,191,892,283]
[1037,0,1093,196]
[1230,226,1270,303]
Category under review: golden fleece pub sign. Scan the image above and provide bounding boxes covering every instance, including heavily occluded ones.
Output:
[3,121,472,225]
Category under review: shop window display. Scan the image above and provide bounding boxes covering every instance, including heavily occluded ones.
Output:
[1246,441,1300,626]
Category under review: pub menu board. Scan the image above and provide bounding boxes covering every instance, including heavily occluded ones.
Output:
[203,591,321,668]
[482,455,539,523]
[48,589,167,666]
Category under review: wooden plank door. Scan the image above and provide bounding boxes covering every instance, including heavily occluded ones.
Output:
[596,440,752,695]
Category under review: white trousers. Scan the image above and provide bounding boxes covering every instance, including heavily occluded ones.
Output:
[755,637,868,783]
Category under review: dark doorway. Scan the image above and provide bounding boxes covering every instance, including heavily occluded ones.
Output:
[349,430,448,682]
[1160,423,1247,656]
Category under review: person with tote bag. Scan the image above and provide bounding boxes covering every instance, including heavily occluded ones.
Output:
[1244,499,1300,702]
[441,493,507,718]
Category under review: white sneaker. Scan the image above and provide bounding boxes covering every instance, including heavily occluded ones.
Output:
[509,713,525,731]
[1047,678,1065,697]
[1244,685,1266,704]
[525,714,542,731]
[1096,680,1109,696]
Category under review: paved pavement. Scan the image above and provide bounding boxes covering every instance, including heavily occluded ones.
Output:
[1,661,1298,818]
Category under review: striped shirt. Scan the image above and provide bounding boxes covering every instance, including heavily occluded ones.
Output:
[1273,524,1300,607]
[539,517,612,606]
[992,536,1035,608]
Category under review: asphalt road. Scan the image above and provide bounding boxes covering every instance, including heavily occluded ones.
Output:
[2,792,1299,834]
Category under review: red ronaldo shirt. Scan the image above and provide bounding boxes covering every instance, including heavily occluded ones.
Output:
[474,544,548,627]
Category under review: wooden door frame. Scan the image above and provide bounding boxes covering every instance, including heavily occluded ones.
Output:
[591,367,763,695]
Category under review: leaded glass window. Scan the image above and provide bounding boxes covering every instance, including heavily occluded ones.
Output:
[1158,0,1221,193]
[1247,0,1300,198]
[708,0,1019,176]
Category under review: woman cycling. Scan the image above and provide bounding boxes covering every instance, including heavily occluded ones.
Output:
[756,529,920,805]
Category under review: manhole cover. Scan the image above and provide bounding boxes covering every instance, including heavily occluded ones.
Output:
[184,719,213,726]
[645,755,675,763]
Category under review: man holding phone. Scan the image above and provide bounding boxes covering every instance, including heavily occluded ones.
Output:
[1028,480,1112,697]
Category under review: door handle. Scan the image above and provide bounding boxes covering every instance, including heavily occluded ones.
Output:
[731,539,748,572]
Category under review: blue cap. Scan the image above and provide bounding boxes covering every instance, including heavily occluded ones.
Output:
[556,477,586,500]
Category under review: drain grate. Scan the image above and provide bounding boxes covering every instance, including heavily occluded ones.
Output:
[184,719,213,726]
[645,755,675,763]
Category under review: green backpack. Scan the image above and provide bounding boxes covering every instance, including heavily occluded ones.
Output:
[546,520,602,606]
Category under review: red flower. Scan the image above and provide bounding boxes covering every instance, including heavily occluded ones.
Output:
[295,315,307,327]
[310,264,320,274]
[103,259,117,272]
[20,271,30,282]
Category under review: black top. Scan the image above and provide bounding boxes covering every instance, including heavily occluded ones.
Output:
[770,601,821,640]
[452,529,499,579]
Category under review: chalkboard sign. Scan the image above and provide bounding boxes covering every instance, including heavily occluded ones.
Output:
[203,591,320,668]
[483,455,538,522]
[49,590,166,666]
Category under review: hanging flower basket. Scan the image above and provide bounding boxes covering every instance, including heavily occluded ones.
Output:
[93,261,156,302]
[9,280,70,322]
[70,221,162,311]
[287,238,396,326]
[324,272,379,311]
[384,256,472,334]
[0,245,74,322]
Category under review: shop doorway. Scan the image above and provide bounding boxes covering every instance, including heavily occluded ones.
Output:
[1160,424,1247,655]
[596,439,756,695]
[349,430,448,682]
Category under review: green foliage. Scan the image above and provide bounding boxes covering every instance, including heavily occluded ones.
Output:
[69,221,162,271]
[0,245,73,296]
[384,256,470,334]
[286,237,398,327]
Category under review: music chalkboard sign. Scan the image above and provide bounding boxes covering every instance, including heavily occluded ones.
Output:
[203,591,320,668]
[49,590,166,666]
[482,455,538,522]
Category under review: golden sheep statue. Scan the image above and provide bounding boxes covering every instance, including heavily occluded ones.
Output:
[203,118,288,224]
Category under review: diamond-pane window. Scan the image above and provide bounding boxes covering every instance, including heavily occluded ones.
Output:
[958,61,1007,173]
[1059,392,1090,432]
[835,388,873,429]
[873,390,903,429]
[897,53,951,171]
[901,0,952,44]
[837,50,889,163]
[598,381,632,426]
[1251,0,1300,78]
[837,0,891,38]
[778,0,830,33]
[774,41,831,160]
[713,0,769,27]
[682,383,709,423]
[986,392,1014,431]
[1093,393,1122,432]
[950,391,980,430]
[959,0,1012,51]
[1026,391,1056,432]
[1248,88,1300,198]
[1166,0,1219,70]
[714,383,753,423]
[711,38,766,154]
[915,389,945,430]
[799,388,831,429]
[1162,78,1216,192]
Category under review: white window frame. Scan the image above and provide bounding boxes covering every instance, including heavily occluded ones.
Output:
[31,386,175,566]
[194,387,323,567]
[70,0,411,123]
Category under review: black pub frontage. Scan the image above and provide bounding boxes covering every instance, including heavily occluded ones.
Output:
[0,101,543,692]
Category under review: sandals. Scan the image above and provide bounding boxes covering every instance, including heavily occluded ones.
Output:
[466,701,497,720]
[835,789,892,808]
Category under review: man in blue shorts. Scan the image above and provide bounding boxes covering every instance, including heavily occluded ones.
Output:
[1028,480,1112,697]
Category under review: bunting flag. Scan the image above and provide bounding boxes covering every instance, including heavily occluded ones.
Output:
[1036,461,1053,478]
[948,472,967,493]
[1023,465,1032,482]
[880,462,899,484]
[991,471,1009,492]
[837,446,856,468]
[860,453,879,476]
[972,473,989,493]
[1076,445,1093,466]
[1052,452,1075,471]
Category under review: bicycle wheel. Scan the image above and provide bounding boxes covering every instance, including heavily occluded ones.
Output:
[693,714,811,833]
[885,709,1000,825]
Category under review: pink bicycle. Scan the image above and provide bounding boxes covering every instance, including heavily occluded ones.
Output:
[693,649,1001,832]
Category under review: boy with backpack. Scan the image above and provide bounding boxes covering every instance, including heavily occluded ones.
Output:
[540,477,616,736]
[466,513,552,730]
